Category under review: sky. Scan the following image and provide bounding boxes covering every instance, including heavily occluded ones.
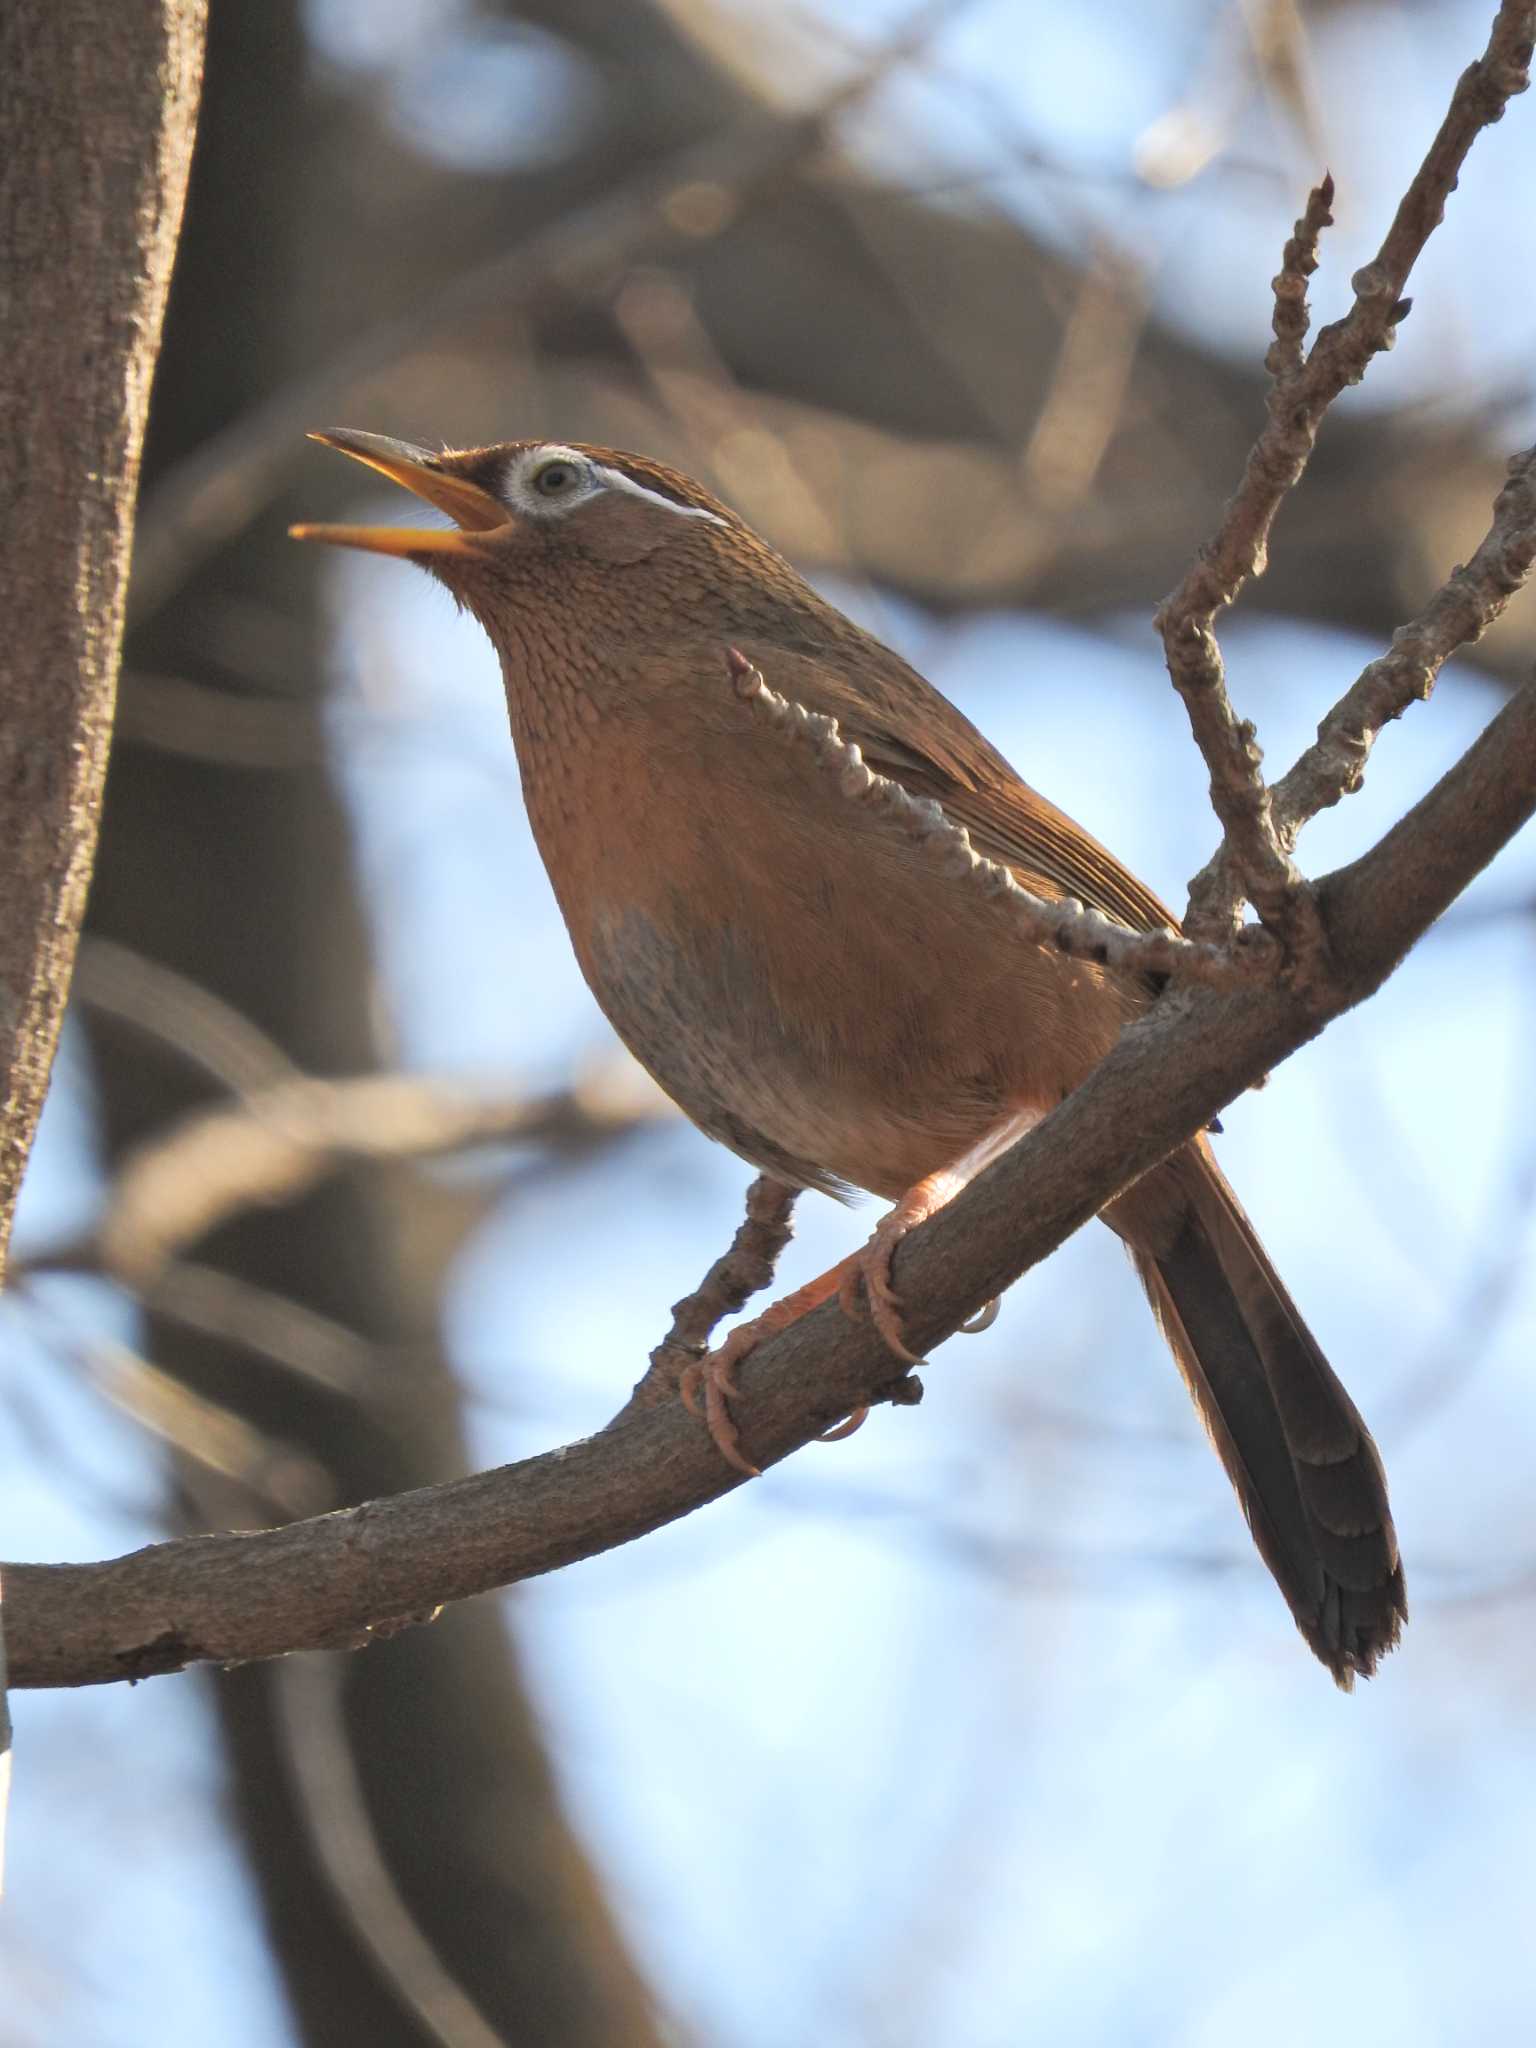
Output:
[5,3,1536,2043]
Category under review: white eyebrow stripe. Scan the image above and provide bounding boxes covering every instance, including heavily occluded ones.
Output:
[589,461,726,525]
[524,443,585,473]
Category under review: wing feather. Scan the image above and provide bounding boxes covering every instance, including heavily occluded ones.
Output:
[752,643,1179,939]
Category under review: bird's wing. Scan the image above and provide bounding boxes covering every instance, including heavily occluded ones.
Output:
[755,643,1181,938]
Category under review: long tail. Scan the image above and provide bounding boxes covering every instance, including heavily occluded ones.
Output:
[1112,1140,1405,1686]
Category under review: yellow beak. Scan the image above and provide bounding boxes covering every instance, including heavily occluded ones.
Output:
[289,428,507,558]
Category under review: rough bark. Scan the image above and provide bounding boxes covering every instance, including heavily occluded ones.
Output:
[0,0,204,1278]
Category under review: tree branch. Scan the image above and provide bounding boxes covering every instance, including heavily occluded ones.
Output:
[1271,445,1536,844]
[1264,174,1334,387]
[7,675,1533,1690]
[625,1174,800,1412]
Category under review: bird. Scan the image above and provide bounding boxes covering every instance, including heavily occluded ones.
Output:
[292,427,1405,1685]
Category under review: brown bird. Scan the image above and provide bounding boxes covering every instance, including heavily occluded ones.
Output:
[293,428,1404,1685]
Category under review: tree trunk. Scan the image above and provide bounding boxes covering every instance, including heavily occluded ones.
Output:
[0,0,204,1278]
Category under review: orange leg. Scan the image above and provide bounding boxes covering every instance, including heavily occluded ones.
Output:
[684,1110,1036,1476]
[680,1256,869,1477]
[837,1108,1040,1359]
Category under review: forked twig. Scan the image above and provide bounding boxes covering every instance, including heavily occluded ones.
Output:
[1157,3,1534,948]
[1271,445,1536,844]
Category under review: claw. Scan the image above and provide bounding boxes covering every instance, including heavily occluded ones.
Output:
[679,1224,929,1472]
[960,1296,1001,1335]
[679,1324,762,1477]
[838,1114,1037,1358]
[818,1407,869,1443]
[837,1217,926,1364]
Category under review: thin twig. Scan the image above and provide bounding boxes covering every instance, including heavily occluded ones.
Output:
[622,1174,799,1412]
[1155,173,1339,955]
[725,650,1276,988]
[1176,5,1532,624]
[1265,172,1334,386]
[1271,443,1536,843]
[1157,5,1534,945]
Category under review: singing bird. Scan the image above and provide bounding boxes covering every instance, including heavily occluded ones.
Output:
[293,429,1404,1684]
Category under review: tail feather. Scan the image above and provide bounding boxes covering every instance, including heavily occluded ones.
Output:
[1122,1143,1404,1686]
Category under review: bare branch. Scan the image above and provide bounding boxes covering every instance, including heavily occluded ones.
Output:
[0,1,205,1839]
[8,675,1534,1690]
[624,1174,800,1412]
[1175,4,1531,628]
[1264,173,1334,388]
[144,1262,385,1399]
[726,650,1275,987]
[1271,444,1536,843]
[1157,5,1533,940]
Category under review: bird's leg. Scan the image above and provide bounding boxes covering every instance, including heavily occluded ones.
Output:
[683,1109,1037,1474]
[839,1108,1040,1358]
[680,1255,869,1477]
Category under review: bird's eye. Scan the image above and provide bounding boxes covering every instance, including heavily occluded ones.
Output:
[531,459,581,498]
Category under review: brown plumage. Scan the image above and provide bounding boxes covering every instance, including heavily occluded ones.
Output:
[293,430,1405,1684]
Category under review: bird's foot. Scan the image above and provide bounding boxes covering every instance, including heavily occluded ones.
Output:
[680,1258,872,1475]
[837,1192,944,1364]
[839,1115,1038,1356]
[679,1323,764,1477]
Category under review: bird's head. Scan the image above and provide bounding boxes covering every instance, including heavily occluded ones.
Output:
[290,430,747,595]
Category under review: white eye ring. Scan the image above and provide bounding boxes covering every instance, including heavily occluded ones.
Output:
[531,458,582,498]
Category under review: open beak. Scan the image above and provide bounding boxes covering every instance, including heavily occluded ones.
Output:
[289,428,507,558]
